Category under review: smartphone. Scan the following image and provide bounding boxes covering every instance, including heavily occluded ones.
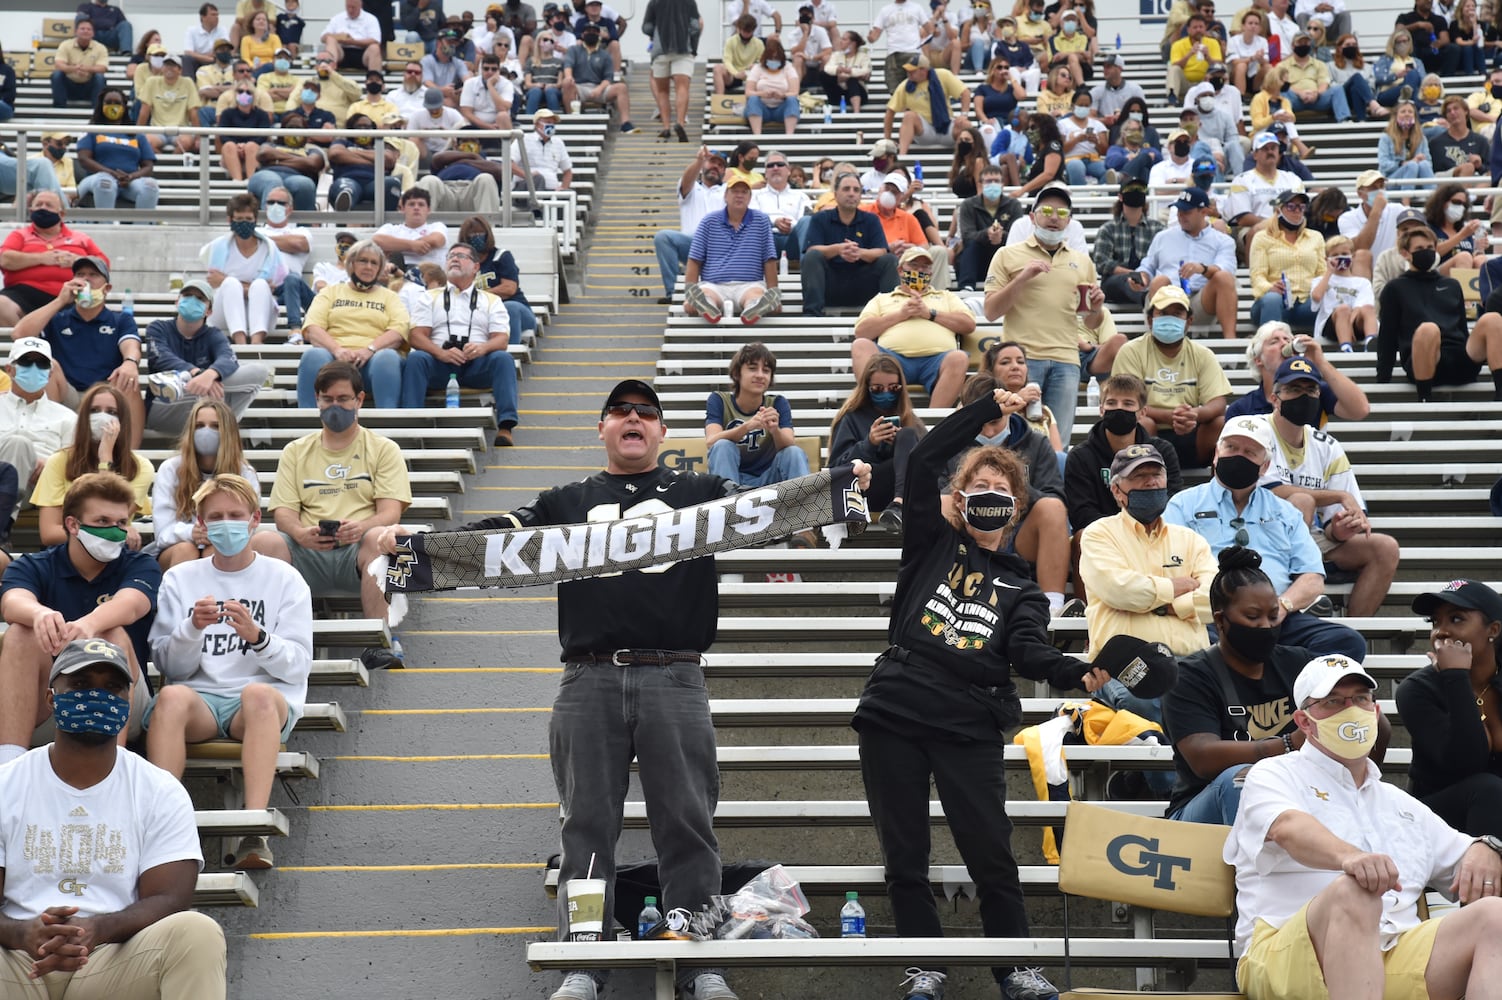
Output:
[319,519,340,537]
[883,416,901,427]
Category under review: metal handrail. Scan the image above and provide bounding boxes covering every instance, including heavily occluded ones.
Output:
[1,123,537,227]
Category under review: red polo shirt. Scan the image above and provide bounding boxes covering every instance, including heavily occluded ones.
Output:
[0,224,107,296]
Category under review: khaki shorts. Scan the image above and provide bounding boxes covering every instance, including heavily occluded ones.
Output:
[651,53,694,78]
[1311,525,1341,556]
[281,533,360,596]
[911,112,956,147]
[1237,898,1444,1000]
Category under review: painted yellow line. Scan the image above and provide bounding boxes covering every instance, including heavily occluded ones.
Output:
[279,862,546,872]
[358,707,552,715]
[330,753,548,762]
[308,802,558,812]
[250,927,552,940]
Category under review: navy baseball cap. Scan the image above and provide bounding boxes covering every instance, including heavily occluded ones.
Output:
[1174,187,1211,212]
[1273,356,1323,387]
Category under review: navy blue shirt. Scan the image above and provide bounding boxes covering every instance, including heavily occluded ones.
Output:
[144,317,239,381]
[478,249,530,307]
[1225,381,1339,425]
[804,207,889,273]
[42,305,139,390]
[0,543,161,670]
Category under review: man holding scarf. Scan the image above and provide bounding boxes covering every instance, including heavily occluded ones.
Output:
[882,54,971,156]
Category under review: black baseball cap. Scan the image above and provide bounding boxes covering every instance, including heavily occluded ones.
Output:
[1412,580,1502,623]
[1091,635,1179,699]
[603,379,661,416]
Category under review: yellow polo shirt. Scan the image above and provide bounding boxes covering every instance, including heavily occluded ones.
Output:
[1249,227,1326,300]
[884,67,967,125]
[1079,510,1215,658]
[137,74,202,128]
[32,448,154,516]
[315,71,362,125]
[984,236,1099,364]
[55,39,109,84]
[1279,57,1330,94]
[856,287,968,356]
[1111,335,1233,410]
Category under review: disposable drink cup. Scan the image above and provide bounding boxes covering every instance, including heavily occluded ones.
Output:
[1076,283,1092,312]
[570,100,582,115]
[565,878,606,941]
[170,273,184,290]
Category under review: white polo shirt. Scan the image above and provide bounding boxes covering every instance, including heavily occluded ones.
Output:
[412,281,510,344]
[750,183,811,225]
[514,131,573,189]
[1226,743,1474,955]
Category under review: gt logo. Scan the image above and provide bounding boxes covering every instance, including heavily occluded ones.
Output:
[656,449,705,472]
[57,877,87,896]
[1106,833,1193,890]
[1338,720,1371,743]
[81,638,116,657]
[324,463,351,480]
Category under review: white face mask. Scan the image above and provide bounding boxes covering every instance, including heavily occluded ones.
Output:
[1033,225,1065,246]
[89,411,117,439]
[266,203,289,224]
[877,191,898,210]
[1445,202,1467,223]
[1197,96,1216,113]
[75,526,125,563]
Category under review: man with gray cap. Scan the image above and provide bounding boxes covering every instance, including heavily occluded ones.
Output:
[1091,53,1146,127]
[370,380,871,1000]
[1224,652,1501,1000]
[0,473,160,763]
[0,636,226,998]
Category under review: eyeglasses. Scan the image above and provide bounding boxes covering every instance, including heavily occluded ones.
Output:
[1229,517,1249,546]
[1280,202,1307,213]
[265,199,290,206]
[1308,693,1376,712]
[868,382,902,393]
[604,402,662,421]
[1035,206,1071,219]
[318,395,359,406]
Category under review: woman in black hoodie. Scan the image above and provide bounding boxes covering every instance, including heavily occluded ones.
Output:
[853,386,1104,1000]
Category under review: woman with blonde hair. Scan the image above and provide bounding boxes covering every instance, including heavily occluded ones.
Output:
[153,399,261,569]
[1373,28,1426,108]
[32,383,154,550]
[1250,66,1313,159]
[1378,100,1434,181]
[1034,64,1076,119]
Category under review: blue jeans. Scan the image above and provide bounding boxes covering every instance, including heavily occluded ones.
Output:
[330,174,401,210]
[1251,292,1316,331]
[0,151,62,198]
[968,36,990,72]
[1343,73,1377,121]
[551,659,722,992]
[653,229,691,297]
[1064,158,1106,185]
[77,172,160,210]
[0,99,12,121]
[1094,680,1174,797]
[1375,68,1423,107]
[746,95,800,123]
[1025,357,1081,445]
[503,299,537,340]
[1288,86,1350,123]
[1389,159,1436,181]
[51,72,104,108]
[708,438,810,486]
[197,106,217,127]
[91,22,133,53]
[1169,763,1248,824]
[248,169,318,211]
[278,272,314,331]
[297,346,403,407]
[526,85,564,115]
[400,348,519,423]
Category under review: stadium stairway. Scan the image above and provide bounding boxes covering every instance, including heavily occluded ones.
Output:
[213,67,712,1000]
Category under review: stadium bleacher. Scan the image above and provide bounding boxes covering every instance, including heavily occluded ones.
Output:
[2,10,1500,998]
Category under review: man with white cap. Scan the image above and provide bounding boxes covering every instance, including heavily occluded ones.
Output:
[852,245,972,406]
[683,175,779,325]
[882,53,972,155]
[511,108,572,191]
[0,636,227,998]
[1224,652,1502,1000]
[1222,133,1304,250]
[0,338,77,544]
[1337,171,1406,278]
[1165,414,1366,660]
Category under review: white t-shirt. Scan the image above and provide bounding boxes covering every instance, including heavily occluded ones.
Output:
[322,9,381,41]
[1226,33,1268,63]
[750,184,812,224]
[313,262,347,290]
[1312,272,1375,342]
[1058,115,1108,160]
[460,74,516,124]
[412,281,511,344]
[265,222,312,275]
[375,220,452,266]
[873,0,927,51]
[219,239,271,282]
[184,21,232,54]
[406,106,468,155]
[514,132,573,189]
[0,391,76,463]
[1336,203,1405,260]
[1147,157,1195,220]
[727,0,778,30]
[151,552,315,720]
[1258,419,1367,524]
[0,747,202,921]
[150,455,261,548]
[784,24,833,59]
[679,181,727,236]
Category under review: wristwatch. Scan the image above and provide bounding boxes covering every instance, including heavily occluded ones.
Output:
[1478,835,1502,857]
[928,308,937,322]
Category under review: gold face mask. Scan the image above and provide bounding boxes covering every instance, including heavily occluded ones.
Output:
[1311,704,1377,760]
[899,268,932,294]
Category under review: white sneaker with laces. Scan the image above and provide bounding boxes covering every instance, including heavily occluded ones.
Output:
[683,972,737,999]
[549,972,599,1000]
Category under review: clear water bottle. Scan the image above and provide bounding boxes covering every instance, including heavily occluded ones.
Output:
[823,102,832,127]
[637,896,662,939]
[445,373,460,408]
[121,290,134,317]
[840,891,866,938]
[1115,32,1122,49]
[839,96,847,114]
[778,251,788,277]
[1086,376,1100,409]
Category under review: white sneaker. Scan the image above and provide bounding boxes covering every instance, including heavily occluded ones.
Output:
[683,972,738,999]
[142,370,189,401]
[549,972,599,1000]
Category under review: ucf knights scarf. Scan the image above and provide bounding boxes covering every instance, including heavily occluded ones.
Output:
[381,465,869,597]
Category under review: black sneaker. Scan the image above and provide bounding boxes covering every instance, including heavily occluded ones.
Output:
[361,639,405,670]
[1057,598,1086,618]
[878,506,904,534]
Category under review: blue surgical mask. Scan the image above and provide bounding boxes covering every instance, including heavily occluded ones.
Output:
[1062,19,1077,33]
[13,364,50,394]
[870,390,899,409]
[301,87,318,104]
[1072,104,1089,119]
[193,426,220,455]
[266,202,289,224]
[765,58,783,69]
[1365,190,1380,207]
[982,182,1003,201]
[177,296,208,321]
[274,57,291,72]
[976,429,1009,446]
[206,519,253,556]
[52,687,131,737]
[1151,316,1187,344]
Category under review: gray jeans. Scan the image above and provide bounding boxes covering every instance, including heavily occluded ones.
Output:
[552,659,721,987]
[144,363,268,438]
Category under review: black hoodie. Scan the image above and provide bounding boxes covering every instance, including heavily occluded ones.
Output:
[1377,268,1469,382]
[1063,417,1185,532]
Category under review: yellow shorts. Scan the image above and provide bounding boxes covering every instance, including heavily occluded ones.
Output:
[1237,900,1444,1000]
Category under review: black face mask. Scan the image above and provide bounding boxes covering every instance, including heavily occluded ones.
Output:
[1341,45,1359,59]
[1223,619,1282,663]
[1292,43,1311,57]
[1209,77,1225,91]
[582,31,600,44]
[960,490,1016,532]
[799,12,813,22]
[1278,394,1322,428]
[366,81,384,94]
[1215,454,1262,490]
[1172,140,1191,157]
[1409,247,1438,272]
[1120,188,1147,208]
[1101,407,1139,435]
[30,208,61,229]
[1277,213,1303,231]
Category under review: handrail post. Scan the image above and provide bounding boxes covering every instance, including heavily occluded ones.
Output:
[374,136,386,226]
[14,129,29,221]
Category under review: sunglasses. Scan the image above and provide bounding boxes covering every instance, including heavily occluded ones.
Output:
[1229,517,1250,546]
[1035,206,1071,219]
[766,161,789,169]
[604,402,662,421]
[868,382,903,393]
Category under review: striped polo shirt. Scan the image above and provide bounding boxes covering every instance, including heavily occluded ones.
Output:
[688,207,777,284]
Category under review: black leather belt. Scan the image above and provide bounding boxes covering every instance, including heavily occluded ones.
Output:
[581,649,704,667]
